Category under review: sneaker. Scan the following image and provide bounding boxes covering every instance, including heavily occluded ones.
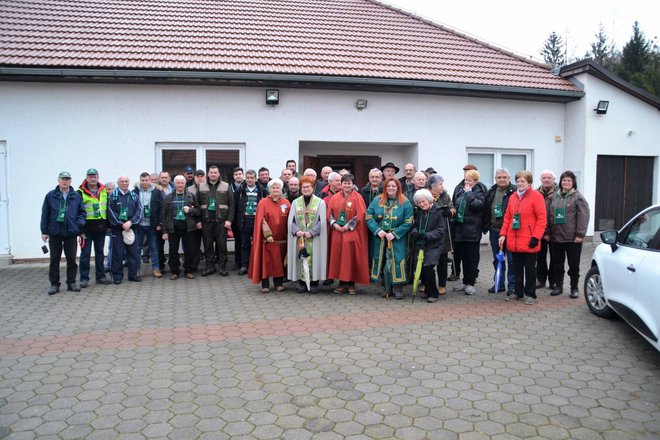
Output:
[80,280,89,288]
[522,296,537,305]
[153,270,162,278]
[97,278,111,285]
[453,284,466,292]
[464,285,476,295]
[550,288,563,296]
[505,293,521,301]
[67,283,81,292]
[427,297,438,303]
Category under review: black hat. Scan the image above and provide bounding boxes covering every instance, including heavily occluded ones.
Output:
[380,162,400,174]
[194,169,205,176]
[424,167,437,175]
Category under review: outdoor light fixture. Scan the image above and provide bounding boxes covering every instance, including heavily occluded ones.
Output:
[266,89,279,105]
[355,99,368,110]
[594,100,609,114]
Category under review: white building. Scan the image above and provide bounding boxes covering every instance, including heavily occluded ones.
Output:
[0,0,658,262]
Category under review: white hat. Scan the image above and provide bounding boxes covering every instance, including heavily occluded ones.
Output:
[122,229,135,245]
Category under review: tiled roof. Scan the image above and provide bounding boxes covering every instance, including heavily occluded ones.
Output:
[0,0,580,92]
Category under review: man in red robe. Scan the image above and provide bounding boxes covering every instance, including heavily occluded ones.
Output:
[327,174,370,294]
[249,179,291,292]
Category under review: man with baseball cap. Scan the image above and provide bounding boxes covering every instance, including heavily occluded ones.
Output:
[41,171,86,295]
[183,165,195,188]
[78,168,112,287]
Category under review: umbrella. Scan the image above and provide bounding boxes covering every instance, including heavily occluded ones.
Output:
[494,249,505,293]
[298,237,311,292]
[411,248,424,303]
[383,240,393,299]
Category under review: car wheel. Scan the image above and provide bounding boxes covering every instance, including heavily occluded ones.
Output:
[584,266,615,318]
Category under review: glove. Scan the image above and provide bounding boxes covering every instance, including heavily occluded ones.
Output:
[529,237,539,248]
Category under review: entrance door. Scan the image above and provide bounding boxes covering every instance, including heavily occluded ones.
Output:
[595,155,654,230]
[306,155,381,187]
[0,142,10,257]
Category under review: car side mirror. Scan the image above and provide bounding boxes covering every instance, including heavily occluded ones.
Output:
[601,230,618,252]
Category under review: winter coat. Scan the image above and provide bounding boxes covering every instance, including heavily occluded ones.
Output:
[410,203,446,266]
[500,188,547,253]
[161,191,200,233]
[483,182,516,233]
[546,189,590,242]
[359,183,383,208]
[41,186,86,237]
[234,182,267,228]
[452,182,487,242]
[434,190,454,253]
[107,188,142,230]
[194,179,235,223]
[132,185,164,230]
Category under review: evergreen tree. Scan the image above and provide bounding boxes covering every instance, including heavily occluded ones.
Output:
[540,32,566,67]
[619,21,652,81]
[586,23,617,70]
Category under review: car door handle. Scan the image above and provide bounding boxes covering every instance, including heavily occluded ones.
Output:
[627,264,636,272]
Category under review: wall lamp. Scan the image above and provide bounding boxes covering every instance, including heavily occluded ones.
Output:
[355,99,368,110]
[594,100,609,114]
[266,89,279,105]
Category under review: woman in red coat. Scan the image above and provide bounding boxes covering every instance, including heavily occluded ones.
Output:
[498,170,547,305]
[249,178,291,292]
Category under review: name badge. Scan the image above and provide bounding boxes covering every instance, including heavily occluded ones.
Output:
[144,204,151,218]
[176,206,185,221]
[208,197,216,211]
[512,213,521,230]
[119,205,128,221]
[494,203,503,219]
[554,207,566,225]
[56,206,66,223]
[92,203,100,217]
[337,210,347,226]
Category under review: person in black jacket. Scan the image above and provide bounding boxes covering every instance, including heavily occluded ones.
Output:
[133,172,164,278]
[41,171,86,295]
[359,168,383,208]
[410,189,446,303]
[483,168,516,294]
[107,175,143,284]
[235,170,267,275]
[452,169,487,295]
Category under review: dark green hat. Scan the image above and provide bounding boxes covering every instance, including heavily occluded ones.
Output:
[58,171,72,179]
[86,168,99,175]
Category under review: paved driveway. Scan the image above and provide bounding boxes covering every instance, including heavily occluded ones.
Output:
[1,244,658,439]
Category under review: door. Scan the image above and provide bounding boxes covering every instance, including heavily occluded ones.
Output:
[595,155,654,230]
[0,142,9,257]
[156,143,244,183]
[316,155,381,187]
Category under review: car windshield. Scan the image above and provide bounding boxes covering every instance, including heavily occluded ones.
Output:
[621,208,660,250]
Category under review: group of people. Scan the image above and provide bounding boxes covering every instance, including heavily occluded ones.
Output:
[41,160,590,305]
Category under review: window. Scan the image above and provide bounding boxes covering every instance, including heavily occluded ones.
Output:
[156,143,245,184]
[621,209,660,250]
[467,149,530,186]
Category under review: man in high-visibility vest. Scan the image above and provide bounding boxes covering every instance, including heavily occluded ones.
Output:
[78,168,112,287]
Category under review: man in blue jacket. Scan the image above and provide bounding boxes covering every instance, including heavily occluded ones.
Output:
[107,175,143,284]
[41,171,86,295]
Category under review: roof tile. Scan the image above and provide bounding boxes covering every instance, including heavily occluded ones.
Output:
[0,0,579,91]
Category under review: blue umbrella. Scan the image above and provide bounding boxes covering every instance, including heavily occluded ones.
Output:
[494,250,505,292]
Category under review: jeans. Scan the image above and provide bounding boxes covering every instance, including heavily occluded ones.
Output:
[489,229,515,291]
[48,236,78,286]
[240,216,255,269]
[135,225,159,271]
[79,230,106,281]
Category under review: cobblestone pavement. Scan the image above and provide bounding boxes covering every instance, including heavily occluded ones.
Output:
[1,244,658,439]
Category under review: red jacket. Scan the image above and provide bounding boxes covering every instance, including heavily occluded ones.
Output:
[500,188,547,253]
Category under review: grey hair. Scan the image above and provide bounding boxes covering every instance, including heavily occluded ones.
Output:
[327,172,341,182]
[245,169,257,177]
[413,188,434,204]
[414,171,427,179]
[173,175,186,183]
[540,169,555,179]
[427,174,444,188]
[303,168,317,177]
[368,168,383,177]
[495,168,510,176]
[267,178,283,190]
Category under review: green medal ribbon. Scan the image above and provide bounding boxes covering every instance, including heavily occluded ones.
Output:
[456,198,466,223]
[56,205,66,222]
[118,204,128,221]
[92,203,100,217]
[337,210,347,226]
[208,197,216,211]
[144,204,151,218]
[176,206,185,221]
[416,211,430,245]
[512,213,521,229]
[554,207,566,224]
[494,203,503,219]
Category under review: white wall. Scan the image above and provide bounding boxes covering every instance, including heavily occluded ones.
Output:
[570,73,660,235]
[0,82,567,258]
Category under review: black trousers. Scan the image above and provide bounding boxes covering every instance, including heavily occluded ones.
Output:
[189,229,202,271]
[454,241,480,286]
[537,238,558,286]
[48,235,78,286]
[110,229,139,281]
[231,222,241,268]
[262,277,283,288]
[421,265,440,298]
[157,230,166,272]
[512,252,537,298]
[436,252,448,288]
[240,216,255,269]
[549,242,583,289]
[168,229,195,275]
[202,222,228,271]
